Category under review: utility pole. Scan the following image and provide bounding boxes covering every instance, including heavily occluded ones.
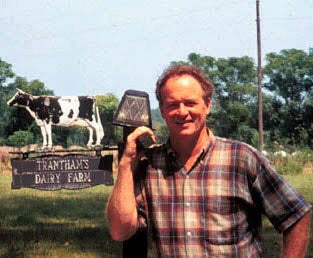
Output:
[256,0,264,151]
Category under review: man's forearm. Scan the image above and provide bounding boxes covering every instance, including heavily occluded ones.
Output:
[282,210,311,258]
[106,126,155,241]
[106,157,138,241]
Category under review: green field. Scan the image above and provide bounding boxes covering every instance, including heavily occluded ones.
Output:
[0,174,312,257]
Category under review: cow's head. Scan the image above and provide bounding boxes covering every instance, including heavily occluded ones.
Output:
[7,89,33,107]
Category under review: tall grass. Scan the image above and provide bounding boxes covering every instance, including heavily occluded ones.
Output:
[0,173,312,257]
[268,148,313,175]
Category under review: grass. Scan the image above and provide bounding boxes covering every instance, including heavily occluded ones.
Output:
[0,174,313,257]
[0,175,121,257]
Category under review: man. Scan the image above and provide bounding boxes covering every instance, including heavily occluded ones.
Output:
[107,64,312,257]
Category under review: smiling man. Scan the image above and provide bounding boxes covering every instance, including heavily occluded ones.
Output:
[107,64,311,257]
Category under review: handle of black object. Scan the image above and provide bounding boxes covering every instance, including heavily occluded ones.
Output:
[121,126,149,258]
[121,126,154,150]
[137,133,155,149]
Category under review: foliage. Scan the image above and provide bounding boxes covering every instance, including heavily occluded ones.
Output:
[6,130,34,148]
[0,59,16,139]
[0,137,6,145]
[0,58,15,86]
[96,94,121,145]
[154,124,169,144]
[151,108,170,144]
[263,49,313,147]
[151,108,164,126]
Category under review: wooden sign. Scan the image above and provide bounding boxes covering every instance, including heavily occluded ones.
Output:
[11,154,114,190]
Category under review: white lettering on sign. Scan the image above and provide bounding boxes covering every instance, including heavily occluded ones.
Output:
[67,172,91,183]
[36,159,90,171]
[35,173,61,184]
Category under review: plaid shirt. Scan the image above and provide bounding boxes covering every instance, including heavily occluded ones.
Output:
[135,131,312,257]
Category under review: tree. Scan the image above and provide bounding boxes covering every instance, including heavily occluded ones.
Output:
[0,58,16,144]
[0,58,15,86]
[96,93,121,145]
[151,108,164,126]
[155,124,169,144]
[263,49,313,146]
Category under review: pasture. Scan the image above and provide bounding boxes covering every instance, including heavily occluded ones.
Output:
[0,171,313,257]
[0,175,121,257]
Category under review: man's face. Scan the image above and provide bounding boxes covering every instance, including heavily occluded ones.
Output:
[160,75,211,138]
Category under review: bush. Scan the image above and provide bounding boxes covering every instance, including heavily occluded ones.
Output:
[6,130,34,147]
[0,137,6,146]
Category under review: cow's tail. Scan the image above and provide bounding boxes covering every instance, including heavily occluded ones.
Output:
[95,104,105,140]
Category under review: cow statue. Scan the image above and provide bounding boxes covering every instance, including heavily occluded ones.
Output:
[7,89,105,150]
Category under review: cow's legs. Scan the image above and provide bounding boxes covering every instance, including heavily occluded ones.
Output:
[87,127,94,148]
[87,120,103,146]
[96,122,104,145]
[44,122,53,149]
[95,125,103,145]
[40,125,48,148]
[94,107,104,145]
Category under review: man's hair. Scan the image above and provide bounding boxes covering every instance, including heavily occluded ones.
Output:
[155,64,214,106]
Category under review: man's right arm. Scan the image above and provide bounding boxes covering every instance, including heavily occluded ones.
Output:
[106,126,155,241]
[106,155,138,241]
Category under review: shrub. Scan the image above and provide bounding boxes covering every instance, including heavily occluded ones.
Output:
[6,130,34,148]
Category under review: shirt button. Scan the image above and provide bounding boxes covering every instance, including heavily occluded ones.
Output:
[187,232,192,237]
[185,202,190,207]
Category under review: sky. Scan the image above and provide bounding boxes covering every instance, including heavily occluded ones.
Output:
[1,0,313,108]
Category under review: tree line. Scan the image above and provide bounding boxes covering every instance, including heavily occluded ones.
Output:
[0,48,312,150]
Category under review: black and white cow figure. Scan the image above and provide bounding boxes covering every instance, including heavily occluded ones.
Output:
[7,89,104,150]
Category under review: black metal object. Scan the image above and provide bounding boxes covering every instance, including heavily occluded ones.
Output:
[10,149,115,190]
[122,227,147,258]
[113,90,152,129]
[113,90,154,150]
[113,90,151,258]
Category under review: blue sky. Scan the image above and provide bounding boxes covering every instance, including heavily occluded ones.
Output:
[1,0,312,107]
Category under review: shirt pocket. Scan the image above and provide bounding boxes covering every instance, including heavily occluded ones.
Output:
[204,196,240,245]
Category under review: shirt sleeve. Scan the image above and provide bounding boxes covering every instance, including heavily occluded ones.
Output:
[249,153,312,233]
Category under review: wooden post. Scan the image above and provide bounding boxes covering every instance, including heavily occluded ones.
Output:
[120,127,148,258]
[256,0,264,151]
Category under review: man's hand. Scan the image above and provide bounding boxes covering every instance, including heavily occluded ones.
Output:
[123,126,156,162]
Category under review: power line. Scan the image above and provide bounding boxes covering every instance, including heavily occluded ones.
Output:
[262,16,313,21]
